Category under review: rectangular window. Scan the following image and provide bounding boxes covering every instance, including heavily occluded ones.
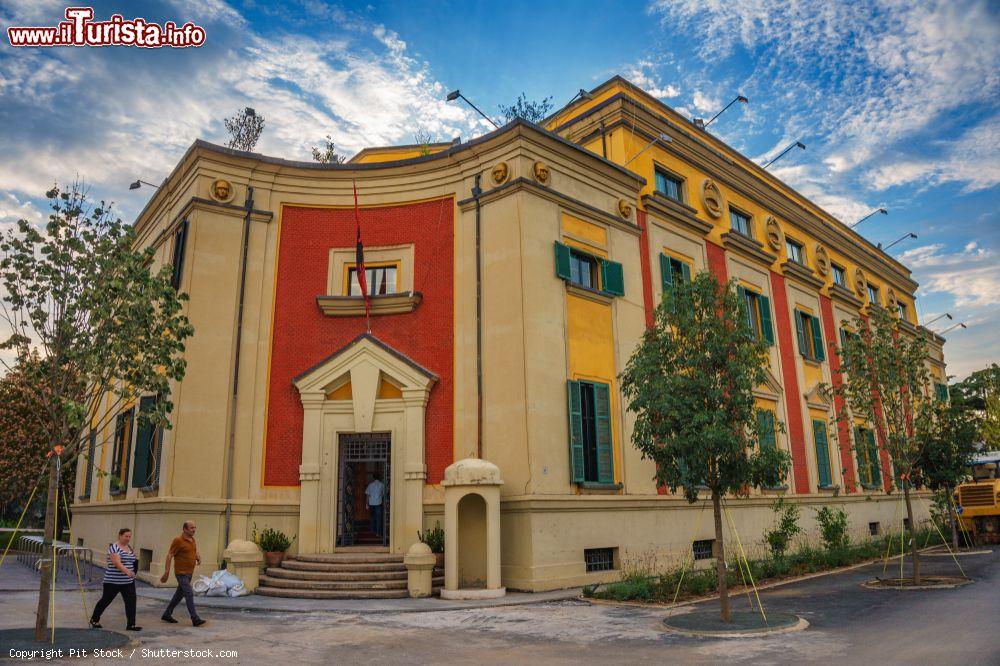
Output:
[867,284,880,306]
[348,264,397,296]
[170,219,189,291]
[132,395,162,489]
[553,242,624,296]
[654,169,684,202]
[786,238,805,265]
[812,419,832,488]
[693,539,715,561]
[736,285,775,345]
[584,547,616,572]
[757,409,777,450]
[832,264,846,287]
[869,521,880,536]
[935,382,949,403]
[856,427,881,488]
[567,379,614,484]
[81,430,96,498]
[729,207,753,237]
[110,409,134,493]
[659,252,692,293]
[897,302,907,320]
[794,309,826,362]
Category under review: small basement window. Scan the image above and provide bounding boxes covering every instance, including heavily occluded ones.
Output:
[869,522,880,536]
[584,547,617,572]
[693,539,715,561]
[903,518,911,531]
[139,548,153,572]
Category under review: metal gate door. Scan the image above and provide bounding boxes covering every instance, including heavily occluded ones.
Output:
[336,432,391,547]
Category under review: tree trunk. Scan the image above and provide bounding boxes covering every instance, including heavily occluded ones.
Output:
[902,480,920,584]
[943,482,960,552]
[711,490,731,622]
[34,453,60,641]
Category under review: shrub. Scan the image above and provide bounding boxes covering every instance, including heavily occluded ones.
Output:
[764,497,801,558]
[252,524,293,553]
[815,506,849,551]
[417,521,445,553]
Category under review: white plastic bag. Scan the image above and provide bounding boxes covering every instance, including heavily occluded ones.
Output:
[218,571,242,589]
[227,583,249,597]
[206,584,228,596]
[192,576,212,594]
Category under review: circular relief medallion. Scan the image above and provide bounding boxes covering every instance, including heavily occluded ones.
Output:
[617,198,633,220]
[210,178,235,203]
[491,161,509,185]
[814,244,830,276]
[765,216,784,251]
[853,268,867,297]
[701,179,724,219]
[532,161,550,185]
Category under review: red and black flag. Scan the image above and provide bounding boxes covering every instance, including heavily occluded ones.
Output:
[352,180,370,323]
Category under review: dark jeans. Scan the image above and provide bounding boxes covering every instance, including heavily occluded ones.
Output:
[164,573,199,621]
[370,504,383,536]
[92,582,136,627]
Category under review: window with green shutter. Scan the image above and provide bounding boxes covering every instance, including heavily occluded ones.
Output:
[812,419,832,488]
[110,409,134,493]
[601,260,625,296]
[867,429,881,485]
[934,382,949,403]
[659,253,691,293]
[738,286,774,346]
[567,379,615,485]
[757,410,777,450]
[794,310,824,361]
[82,430,96,498]
[554,241,572,281]
[132,395,162,489]
[856,427,881,487]
[555,241,624,297]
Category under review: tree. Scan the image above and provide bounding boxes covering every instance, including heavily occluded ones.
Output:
[620,271,789,622]
[311,135,347,164]
[413,129,435,156]
[0,184,193,640]
[951,364,1000,449]
[224,106,265,152]
[828,304,933,583]
[916,399,978,550]
[498,93,554,124]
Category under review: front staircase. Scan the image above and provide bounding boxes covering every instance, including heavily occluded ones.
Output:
[256,550,443,599]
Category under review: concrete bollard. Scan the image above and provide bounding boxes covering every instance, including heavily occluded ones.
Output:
[404,542,437,598]
[222,539,263,592]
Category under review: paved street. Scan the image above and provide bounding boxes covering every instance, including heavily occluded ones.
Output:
[2,548,996,664]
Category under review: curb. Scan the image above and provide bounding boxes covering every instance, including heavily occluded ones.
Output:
[660,615,810,638]
[860,576,974,590]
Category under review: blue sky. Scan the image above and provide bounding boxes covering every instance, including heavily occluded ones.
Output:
[1,0,998,378]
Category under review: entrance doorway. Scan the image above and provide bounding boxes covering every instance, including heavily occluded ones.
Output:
[336,432,390,547]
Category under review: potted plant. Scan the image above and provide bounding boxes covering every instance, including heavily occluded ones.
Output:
[252,524,294,568]
[417,521,445,569]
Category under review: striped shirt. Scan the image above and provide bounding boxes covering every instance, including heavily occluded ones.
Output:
[104,543,136,584]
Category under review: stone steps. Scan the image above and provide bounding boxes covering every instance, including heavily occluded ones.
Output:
[259,574,444,591]
[295,553,403,564]
[256,552,441,599]
[255,586,421,600]
[264,567,408,582]
[279,559,407,573]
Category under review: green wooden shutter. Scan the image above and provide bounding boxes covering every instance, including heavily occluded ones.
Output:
[867,429,881,485]
[813,420,831,487]
[133,396,157,488]
[84,431,96,497]
[758,410,776,450]
[935,383,948,402]
[854,427,868,486]
[554,241,572,280]
[680,261,691,283]
[759,295,775,345]
[736,286,752,333]
[567,380,585,483]
[794,309,807,356]
[602,260,625,296]
[810,315,825,361]
[659,253,672,292]
[593,382,614,484]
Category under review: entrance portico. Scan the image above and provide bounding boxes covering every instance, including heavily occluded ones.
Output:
[292,334,437,554]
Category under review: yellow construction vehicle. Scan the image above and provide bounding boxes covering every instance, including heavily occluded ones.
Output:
[956,451,1000,545]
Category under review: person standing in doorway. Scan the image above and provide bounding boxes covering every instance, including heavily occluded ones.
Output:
[365,472,385,538]
[159,521,205,627]
[90,528,141,631]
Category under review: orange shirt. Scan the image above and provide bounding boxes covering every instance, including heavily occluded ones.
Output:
[168,535,198,575]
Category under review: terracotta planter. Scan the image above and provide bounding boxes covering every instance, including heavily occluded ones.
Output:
[434,552,444,570]
[264,551,285,568]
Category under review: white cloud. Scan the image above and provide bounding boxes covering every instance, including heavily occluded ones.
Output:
[691,90,720,114]
[623,59,681,99]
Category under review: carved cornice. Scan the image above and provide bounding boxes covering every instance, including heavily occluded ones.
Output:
[316,292,422,316]
[829,284,863,310]
[781,260,825,290]
[721,231,777,266]
[641,192,713,236]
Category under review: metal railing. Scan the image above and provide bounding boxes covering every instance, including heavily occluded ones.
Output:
[14,535,95,582]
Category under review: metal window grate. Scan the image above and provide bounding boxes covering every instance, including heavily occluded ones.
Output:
[693,539,715,560]
[869,522,880,536]
[584,548,615,572]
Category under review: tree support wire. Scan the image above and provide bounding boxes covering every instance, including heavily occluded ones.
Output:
[723,498,767,624]
[919,495,967,579]
[882,492,901,575]
[62,489,90,621]
[723,501,758,615]
[667,500,707,619]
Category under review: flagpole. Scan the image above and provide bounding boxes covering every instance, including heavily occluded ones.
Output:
[352,180,372,334]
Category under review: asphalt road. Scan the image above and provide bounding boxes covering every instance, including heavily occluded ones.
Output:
[2,547,996,664]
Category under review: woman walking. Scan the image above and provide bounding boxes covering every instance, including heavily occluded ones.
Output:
[89,528,141,631]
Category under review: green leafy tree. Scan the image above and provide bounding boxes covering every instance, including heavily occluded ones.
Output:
[0,184,193,641]
[950,363,1000,448]
[827,305,933,583]
[916,400,979,549]
[311,134,348,164]
[224,106,265,152]
[620,271,790,622]
[498,93,554,124]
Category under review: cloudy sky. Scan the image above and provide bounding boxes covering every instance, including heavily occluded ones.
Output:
[1,0,997,379]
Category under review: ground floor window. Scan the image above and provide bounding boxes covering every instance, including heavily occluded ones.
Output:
[812,419,833,488]
[567,379,614,484]
[855,427,881,488]
[110,409,134,493]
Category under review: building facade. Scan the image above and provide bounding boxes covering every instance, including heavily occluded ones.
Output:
[73,77,948,591]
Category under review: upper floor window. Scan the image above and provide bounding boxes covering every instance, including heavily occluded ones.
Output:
[897,302,907,320]
[170,219,189,291]
[730,207,753,238]
[569,250,598,289]
[554,241,625,296]
[348,264,397,296]
[654,168,684,202]
[736,285,775,345]
[867,284,880,306]
[794,309,826,362]
[786,238,805,265]
[832,264,847,287]
[659,253,691,291]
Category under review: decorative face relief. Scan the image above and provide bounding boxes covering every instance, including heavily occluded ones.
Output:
[533,161,550,185]
[491,162,509,185]
[814,244,830,276]
[701,179,723,219]
[886,288,898,311]
[617,198,633,220]
[853,268,867,297]
[210,178,234,203]
[764,216,784,251]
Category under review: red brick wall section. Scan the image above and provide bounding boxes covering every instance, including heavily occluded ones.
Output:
[637,210,655,329]
[705,240,728,284]
[264,199,454,486]
[768,271,811,494]
[820,295,856,493]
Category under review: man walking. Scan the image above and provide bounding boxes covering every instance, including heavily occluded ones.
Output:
[160,520,206,627]
[365,472,385,539]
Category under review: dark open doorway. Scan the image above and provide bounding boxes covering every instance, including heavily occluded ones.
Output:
[336,432,390,547]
